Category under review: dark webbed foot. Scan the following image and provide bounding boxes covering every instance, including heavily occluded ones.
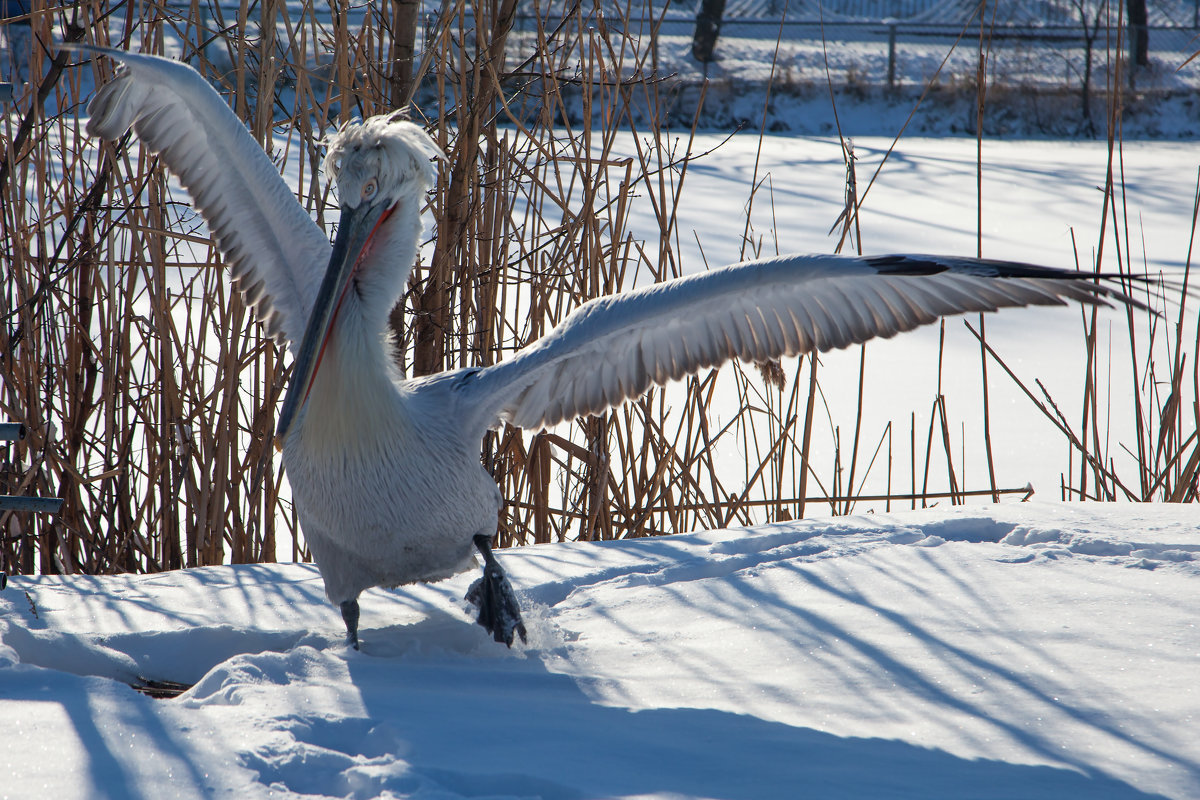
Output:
[466,533,527,647]
[340,599,361,650]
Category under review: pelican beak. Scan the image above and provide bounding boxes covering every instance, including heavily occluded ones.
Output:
[275,200,393,442]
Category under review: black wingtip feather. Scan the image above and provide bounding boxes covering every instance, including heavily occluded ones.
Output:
[864,254,949,276]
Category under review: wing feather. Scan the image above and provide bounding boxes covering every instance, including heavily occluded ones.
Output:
[444,252,1147,438]
[74,45,330,346]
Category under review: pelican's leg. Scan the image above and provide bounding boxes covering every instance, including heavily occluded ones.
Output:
[340,599,361,650]
[465,533,528,647]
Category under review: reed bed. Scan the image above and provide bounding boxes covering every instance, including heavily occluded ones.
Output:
[0,0,1193,577]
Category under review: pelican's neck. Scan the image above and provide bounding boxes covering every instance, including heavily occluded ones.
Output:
[298,302,402,455]
[351,196,423,328]
[293,203,424,454]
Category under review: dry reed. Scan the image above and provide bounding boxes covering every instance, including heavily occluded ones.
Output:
[0,0,1190,579]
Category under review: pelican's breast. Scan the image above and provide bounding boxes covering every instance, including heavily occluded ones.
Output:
[283,362,500,597]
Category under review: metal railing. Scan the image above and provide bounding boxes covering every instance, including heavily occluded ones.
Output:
[0,423,61,514]
[0,422,63,589]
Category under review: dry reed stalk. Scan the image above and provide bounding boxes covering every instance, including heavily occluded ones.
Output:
[985,23,1200,505]
[974,5,1000,504]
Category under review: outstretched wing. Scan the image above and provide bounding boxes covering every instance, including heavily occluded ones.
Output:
[73,44,330,346]
[451,253,1148,437]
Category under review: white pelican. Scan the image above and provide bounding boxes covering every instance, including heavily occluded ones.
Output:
[76,46,1148,648]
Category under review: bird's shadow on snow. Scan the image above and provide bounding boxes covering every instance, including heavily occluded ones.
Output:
[333,642,1171,800]
[0,538,1190,800]
[0,602,1172,800]
[330,554,1177,800]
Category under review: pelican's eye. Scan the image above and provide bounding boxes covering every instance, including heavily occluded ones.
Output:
[362,179,379,202]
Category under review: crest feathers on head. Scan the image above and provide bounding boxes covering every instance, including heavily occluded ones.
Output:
[322,113,446,196]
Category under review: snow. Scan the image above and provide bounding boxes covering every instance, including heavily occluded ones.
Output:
[2,503,1197,799]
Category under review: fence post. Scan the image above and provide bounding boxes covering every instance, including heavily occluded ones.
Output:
[887,23,897,91]
[692,0,726,63]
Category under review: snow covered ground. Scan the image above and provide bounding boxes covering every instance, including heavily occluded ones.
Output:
[2,503,1197,799]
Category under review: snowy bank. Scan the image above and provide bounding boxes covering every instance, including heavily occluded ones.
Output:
[2,502,1196,799]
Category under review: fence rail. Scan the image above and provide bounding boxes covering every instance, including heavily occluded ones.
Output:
[506,15,1198,97]
[0,421,62,532]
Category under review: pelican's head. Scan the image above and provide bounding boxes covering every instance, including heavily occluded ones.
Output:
[323,113,442,213]
[276,113,444,441]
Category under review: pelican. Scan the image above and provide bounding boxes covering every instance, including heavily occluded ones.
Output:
[76,46,1148,648]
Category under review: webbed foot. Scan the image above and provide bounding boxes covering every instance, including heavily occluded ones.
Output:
[340,599,361,650]
[466,533,527,647]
